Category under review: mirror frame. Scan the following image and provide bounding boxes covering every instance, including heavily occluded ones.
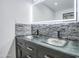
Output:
[32,0,77,24]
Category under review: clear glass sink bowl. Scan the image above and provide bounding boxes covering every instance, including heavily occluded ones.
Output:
[42,38,68,47]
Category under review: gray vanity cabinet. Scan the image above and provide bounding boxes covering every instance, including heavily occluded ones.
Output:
[16,38,37,58]
[38,45,75,58]
[16,37,76,58]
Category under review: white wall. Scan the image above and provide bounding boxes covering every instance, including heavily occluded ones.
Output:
[0,0,15,57]
[7,39,16,58]
[55,8,74,20]
[33,4,56,22]
[0,0,32,58]
[15,0,32,24]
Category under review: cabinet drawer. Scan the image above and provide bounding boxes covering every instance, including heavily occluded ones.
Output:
[25,41,37,54]
[17,39,25,47]
[22,47,36,58]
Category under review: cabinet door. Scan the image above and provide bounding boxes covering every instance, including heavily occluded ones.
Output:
[38,49,57,58]
[21,49,32,58]
[16,38,26,48]
[38,51,55,58]
[16,46,22,58]
[16,41,38,58]
[38,46,56,58]
[38,45,75,58]
[16,45,33,58]
[25,41,38,57]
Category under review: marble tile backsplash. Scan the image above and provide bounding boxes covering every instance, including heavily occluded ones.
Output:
[32,22,79,40]
[31,24,69,38]
[15,24,31,36]
[15,22,79,40]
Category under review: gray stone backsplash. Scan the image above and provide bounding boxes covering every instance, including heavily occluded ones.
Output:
[15,22,79,40]
[15,24,31,36]
[32,22,79,40]
[31,24,69,38]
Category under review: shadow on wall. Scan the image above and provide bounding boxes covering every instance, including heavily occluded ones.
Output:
[7,39,16,58]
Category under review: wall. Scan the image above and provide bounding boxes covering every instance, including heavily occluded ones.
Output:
[15,0,32,24]
[0,0,15,57]
[7,39,16,58]
[33,4,56,22]
[0,0,32,58]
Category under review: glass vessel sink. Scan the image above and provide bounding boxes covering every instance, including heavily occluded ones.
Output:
[42,38,68,47]
[25,35,40,41]
[26,36,33,39]
[25,35,68,47]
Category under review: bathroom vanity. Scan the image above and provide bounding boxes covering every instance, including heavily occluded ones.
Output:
[15,35,79,58]
[15,0,79,58]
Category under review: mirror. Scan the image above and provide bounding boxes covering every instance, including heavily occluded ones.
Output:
[32,0,77,22]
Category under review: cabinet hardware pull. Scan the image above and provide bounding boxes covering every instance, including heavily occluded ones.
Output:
[26,47,32,51]
[18,42,23,45]
[26,55,31,58]
[44,55,49,58]
[44,55,54,58]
